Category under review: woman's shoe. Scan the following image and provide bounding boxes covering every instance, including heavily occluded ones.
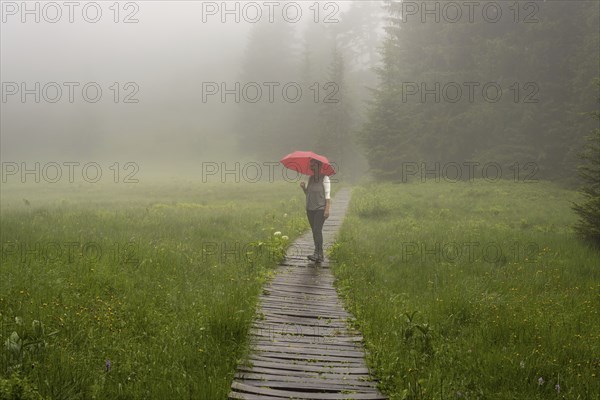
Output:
[307,253,318,261]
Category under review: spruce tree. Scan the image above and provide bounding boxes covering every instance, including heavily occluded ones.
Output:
[573,81,600,246]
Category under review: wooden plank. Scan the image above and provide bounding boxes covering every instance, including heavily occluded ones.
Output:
[251,339,363,352]
[259,316,347,328]
[262,287,339,296]
[265,283,337,297]
[272,277,336,284]
[229,391,289,400]
[275,276,333,283]
[260,294,343,305]
[237,379,378,393]
[250,353,367,367]
[260,294,342,305]
[280,262,330,269]
[252,320,355,331]
[249,329,363,343]
[257,317,349,327]
[258,319,347,331]
[261,308,349,319]
[259,299,348,310]
[231,382,387,400]
[269,280,337,288]
[270,281,338,290]
[250,340,361,351]
[239,359,370,374]
[259,296,347,308]
[251,339,362,351]
[250,354,367,367]
[235,372,377,388]
[236,365,371,380]
[258,304,351,317]
[263,287,340,298]
[252,344,365,358]
[259,310,350,321]
[251,323,351,337]
[259,300,342,309]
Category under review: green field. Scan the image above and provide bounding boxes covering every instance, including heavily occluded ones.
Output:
[331,180,600,399]
[1,179,598,399]
[0,180,313,399]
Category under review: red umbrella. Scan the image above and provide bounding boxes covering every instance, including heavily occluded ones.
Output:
[280,151,336,176]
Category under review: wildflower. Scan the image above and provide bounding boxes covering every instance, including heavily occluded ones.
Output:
[538,377,544,386]
[274,231,281,236]
[282,236,289,240]
[555,383,560,393]
[105,359,111,372]
[520,361,525,369]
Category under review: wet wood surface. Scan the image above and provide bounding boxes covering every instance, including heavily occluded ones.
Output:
[229,188,386,400]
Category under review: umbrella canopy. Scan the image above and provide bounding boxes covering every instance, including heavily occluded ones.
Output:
[280,151,336,176]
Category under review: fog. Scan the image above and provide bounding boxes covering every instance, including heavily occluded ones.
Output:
[1,1,598,181]
[2,2,253,168]
[1,2,368,177]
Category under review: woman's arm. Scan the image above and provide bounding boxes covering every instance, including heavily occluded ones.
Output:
[324,176,331,219]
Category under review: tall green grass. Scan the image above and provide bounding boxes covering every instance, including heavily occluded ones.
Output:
[1,180,311,399]
[331,180,600,399]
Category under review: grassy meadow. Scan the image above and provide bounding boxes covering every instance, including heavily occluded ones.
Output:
[330,180,600,399]
[0,179,315,399]
[1,177,598,399]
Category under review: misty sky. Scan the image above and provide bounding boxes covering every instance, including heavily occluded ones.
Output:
[1,1,354,170]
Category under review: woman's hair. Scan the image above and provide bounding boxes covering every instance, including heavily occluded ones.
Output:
[310,159,323,178]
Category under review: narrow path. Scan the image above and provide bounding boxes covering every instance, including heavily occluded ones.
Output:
[229,188,386,400]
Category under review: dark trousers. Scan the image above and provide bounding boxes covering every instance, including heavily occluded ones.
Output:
[306,209,325,256]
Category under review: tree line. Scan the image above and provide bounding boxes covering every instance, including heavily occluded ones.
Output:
[235,1,598,185]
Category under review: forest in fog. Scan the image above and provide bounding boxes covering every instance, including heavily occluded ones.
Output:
[3,1,598,183]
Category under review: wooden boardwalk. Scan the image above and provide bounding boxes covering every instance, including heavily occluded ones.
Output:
[229,188,386,400]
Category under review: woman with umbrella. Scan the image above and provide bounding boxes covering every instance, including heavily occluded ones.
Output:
[281,151,334,263]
